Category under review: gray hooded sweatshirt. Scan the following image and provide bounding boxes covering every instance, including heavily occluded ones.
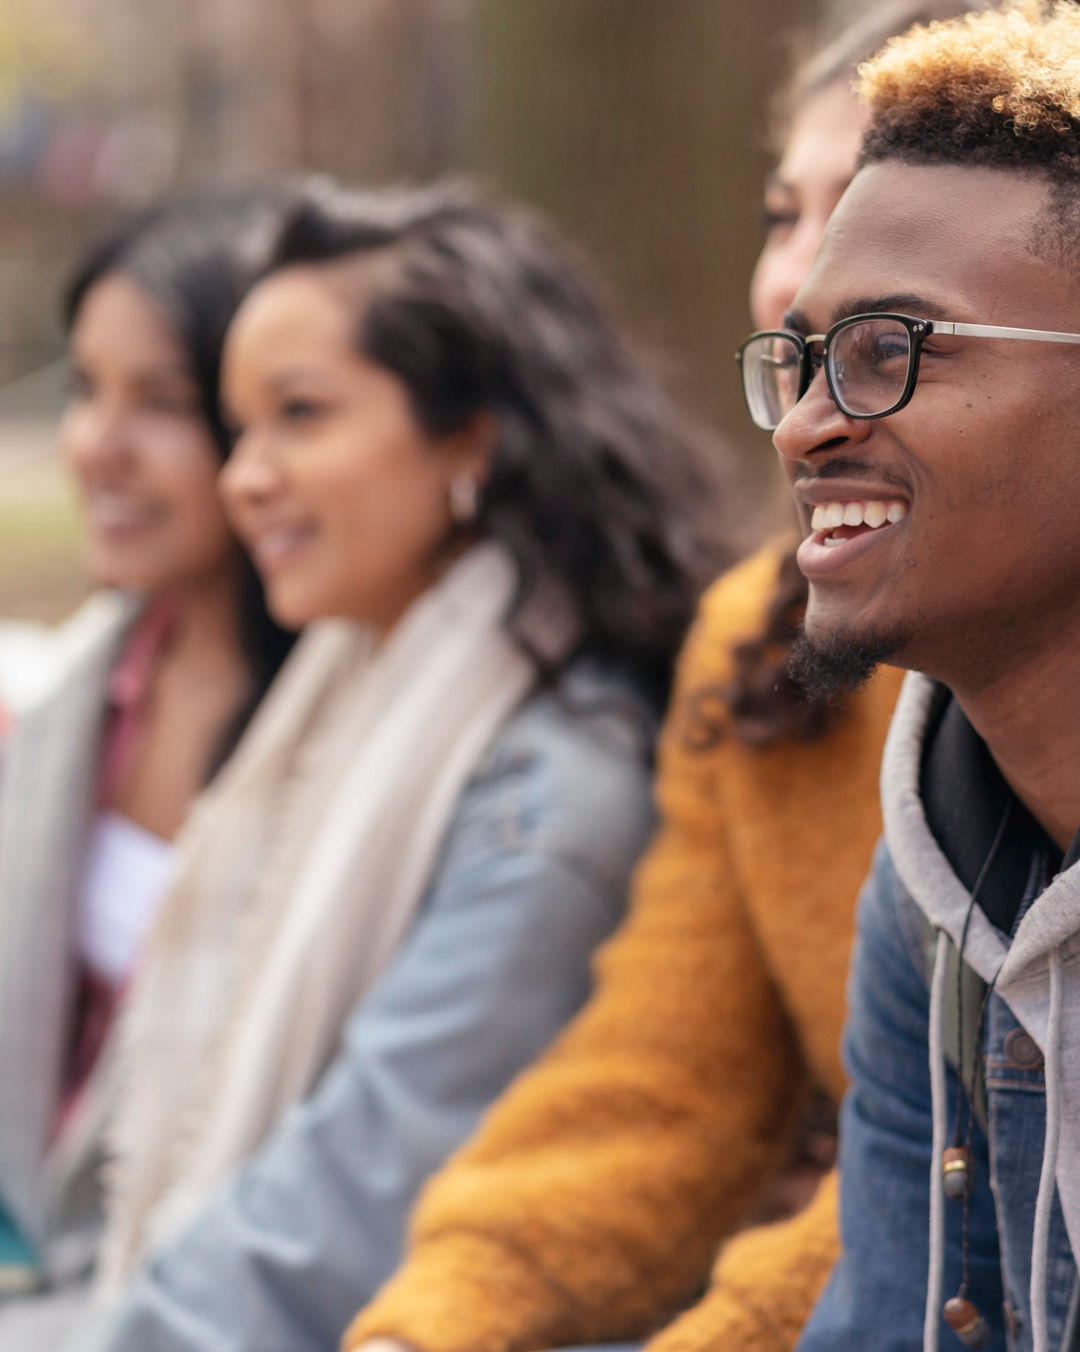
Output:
[882,671,1080,1352]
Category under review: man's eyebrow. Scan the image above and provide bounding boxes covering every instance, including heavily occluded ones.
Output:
[782,295,952,335]
[830,295,952,327]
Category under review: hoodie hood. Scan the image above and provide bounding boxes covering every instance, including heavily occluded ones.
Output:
[882,671,1080,1352]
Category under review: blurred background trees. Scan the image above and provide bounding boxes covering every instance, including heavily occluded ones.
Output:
[0,0,865,617]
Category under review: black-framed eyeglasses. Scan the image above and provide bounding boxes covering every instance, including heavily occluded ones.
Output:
[735,311,1080,432]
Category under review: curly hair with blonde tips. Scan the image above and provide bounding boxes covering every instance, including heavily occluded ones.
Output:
[857,1,1080,179]
[770,0,994,146]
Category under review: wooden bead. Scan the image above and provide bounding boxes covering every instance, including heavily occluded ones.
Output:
[943,1297,992,1348]
[942,1145,973,1201]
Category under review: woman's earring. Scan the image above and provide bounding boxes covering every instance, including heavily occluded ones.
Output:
[449,476,480,526]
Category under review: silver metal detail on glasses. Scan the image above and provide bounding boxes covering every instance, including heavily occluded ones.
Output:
[735,311,1080,433]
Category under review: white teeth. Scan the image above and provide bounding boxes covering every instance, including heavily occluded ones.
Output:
[823,536,846,547]
[811,498,908,535]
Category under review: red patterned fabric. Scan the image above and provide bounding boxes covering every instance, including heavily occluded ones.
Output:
[54,601,174,1138]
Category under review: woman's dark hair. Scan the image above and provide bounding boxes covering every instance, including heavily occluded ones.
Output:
[63,189,298,767]
[731,0,993,747]
[261,177,740,698]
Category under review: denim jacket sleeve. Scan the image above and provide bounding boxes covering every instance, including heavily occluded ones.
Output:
[796,840,1003,1352]
[65,671,656,1352]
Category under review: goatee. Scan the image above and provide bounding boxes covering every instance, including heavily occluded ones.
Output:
[788,624,909,701]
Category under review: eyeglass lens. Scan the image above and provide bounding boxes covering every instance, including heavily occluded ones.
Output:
[829,317,911,418]
[740,317,914,430]
[741,334,803,430]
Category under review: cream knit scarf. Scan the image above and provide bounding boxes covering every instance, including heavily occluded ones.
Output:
[95,543,573,1294]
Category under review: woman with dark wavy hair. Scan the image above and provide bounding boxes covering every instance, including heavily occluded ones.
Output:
[228,177,731,697]
[66,176,733,1352]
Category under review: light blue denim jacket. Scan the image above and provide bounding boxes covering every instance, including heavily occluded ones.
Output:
[28,652,657,1352]
[798,674,1080,1352]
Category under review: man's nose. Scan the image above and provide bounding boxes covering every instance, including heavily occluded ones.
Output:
[772,366,872,466]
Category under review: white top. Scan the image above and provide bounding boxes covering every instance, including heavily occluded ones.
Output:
[78,812,175,985]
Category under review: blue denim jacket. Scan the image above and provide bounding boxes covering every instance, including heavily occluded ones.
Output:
[796,841,1078,1352]
[796,672,1080,1352]
[9,654,657,1352]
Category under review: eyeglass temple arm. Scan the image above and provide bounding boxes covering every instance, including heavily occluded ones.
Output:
[934,320,1080,346]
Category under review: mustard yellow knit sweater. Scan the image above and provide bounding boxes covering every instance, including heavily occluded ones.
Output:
[346,544,905,1352]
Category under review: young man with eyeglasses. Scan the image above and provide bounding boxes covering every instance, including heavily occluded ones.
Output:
[734,5,1080,1351]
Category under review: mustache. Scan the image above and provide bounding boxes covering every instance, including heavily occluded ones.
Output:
[792,457,911,493]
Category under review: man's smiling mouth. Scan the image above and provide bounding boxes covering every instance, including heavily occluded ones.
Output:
[810,498,909,546]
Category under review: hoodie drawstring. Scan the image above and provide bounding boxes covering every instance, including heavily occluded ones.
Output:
[929,933,1064,1352]
[926,928,951,1352]
[1030,947,1063,1352]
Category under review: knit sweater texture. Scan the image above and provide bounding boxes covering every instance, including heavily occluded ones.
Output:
[345,543,904,1352]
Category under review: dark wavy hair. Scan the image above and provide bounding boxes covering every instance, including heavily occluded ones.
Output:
[260,178,740,698]
[730,0,993,747]
[63,190,298,766]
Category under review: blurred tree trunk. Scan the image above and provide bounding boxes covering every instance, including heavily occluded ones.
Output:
[470,0,809,484]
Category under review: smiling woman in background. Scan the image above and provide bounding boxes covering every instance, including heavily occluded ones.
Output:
[0,190,297,1347]
[333,9,990,1352]
[65,176,732,1352]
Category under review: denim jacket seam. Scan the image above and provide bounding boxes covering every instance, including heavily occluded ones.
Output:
[986,1088,1020,1346]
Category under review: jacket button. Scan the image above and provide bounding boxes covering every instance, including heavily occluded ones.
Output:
[1003,1028,1043,1070]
